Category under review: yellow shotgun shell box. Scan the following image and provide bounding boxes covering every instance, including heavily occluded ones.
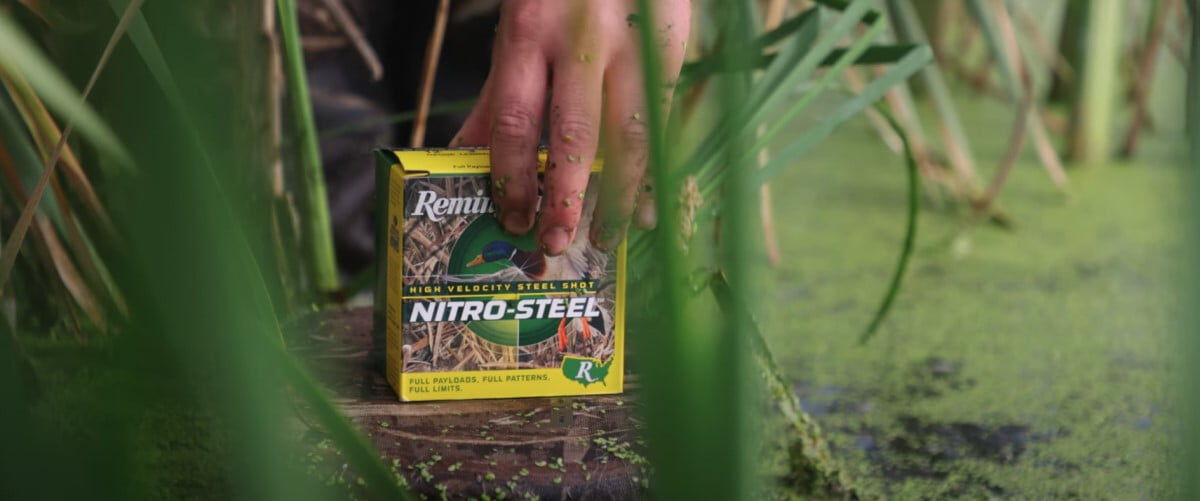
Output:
[374,147,626,401]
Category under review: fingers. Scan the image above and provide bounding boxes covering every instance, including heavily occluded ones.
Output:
[458,0,690,249]
[538,50,604,255]
[590,62,649,250]
[590,6,689,247]
[488,2,548,235]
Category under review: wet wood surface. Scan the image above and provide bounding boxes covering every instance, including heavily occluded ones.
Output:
[288,308,644,500]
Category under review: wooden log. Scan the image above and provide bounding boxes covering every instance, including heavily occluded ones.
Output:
[287,308,645,499]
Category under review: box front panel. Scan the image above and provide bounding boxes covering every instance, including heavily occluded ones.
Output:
[383,150,624,401]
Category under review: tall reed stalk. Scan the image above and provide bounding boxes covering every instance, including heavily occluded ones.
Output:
[1072,0,1123,163]
[276,0,339,294]
[714,1,763,495]
[630,0,714,497]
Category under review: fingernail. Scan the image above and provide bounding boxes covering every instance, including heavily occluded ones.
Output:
[635,202,657,230]
[540,226,572,255]
[503,211,531,234]
[590,219,627,251]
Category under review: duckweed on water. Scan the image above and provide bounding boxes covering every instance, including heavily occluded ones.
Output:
[763,97,1183,498]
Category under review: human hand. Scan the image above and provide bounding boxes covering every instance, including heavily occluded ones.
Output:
[450,0,691,255]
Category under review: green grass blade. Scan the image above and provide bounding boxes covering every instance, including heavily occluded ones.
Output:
[752,46,932,184]
[811,0,883,24]
[714,1,762,496]
[687,44,929,219]
[745,0,875,130]
[1189,0,1199,138]
[858,106,919,344]
[750,14,886,159]
[671,8,823,186]
[162,150,414,501]
[675,0,875,190]
[679,8,820,89]
[709,273,854,494]
[821,44,919,65]
[633,1,715,498]
[687,55,929,250]
[276,0,339,293]
[682,43,919,82]
[106,0,183,108]
[695,18,889,199]
[0,13,131,168]
[758,5,819,46]
[753,9,822,101]
[106,5,412,496]
[1183,3,1200,496]
[0,90,103,324]
[204,237,410,498]
[630,4,917,261]
[264,323,416,500]
[0,0,141,306]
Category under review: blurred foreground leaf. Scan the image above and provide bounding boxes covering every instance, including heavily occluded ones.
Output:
[0,12,130,168]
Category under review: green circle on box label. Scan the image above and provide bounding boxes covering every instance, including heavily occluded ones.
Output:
[447,215,560,347]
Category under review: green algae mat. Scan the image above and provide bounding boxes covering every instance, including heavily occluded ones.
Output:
[762,98,1185,498]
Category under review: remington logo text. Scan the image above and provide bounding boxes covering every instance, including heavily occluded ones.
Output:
[410,190,495,221]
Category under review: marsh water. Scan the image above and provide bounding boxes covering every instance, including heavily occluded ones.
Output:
[762,94,1185,498]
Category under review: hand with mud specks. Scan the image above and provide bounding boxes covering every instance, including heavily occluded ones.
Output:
[451,0,691,255]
